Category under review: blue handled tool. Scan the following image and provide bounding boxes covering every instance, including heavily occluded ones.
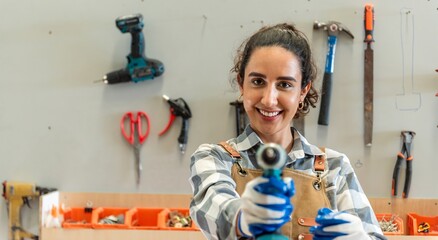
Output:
[314,21,354,125]
[255,143,289,240]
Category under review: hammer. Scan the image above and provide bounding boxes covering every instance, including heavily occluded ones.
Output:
[314,21,354,125]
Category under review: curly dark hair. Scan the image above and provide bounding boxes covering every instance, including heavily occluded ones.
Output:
[230,23,318,118]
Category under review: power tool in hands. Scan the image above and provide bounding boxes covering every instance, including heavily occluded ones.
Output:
[102,13,164,84]
[255,144,290,240]
[2,181,57,240]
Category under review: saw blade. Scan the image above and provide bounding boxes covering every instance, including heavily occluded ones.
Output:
[364,45,374,146]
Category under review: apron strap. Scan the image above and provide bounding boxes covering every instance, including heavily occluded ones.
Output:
[218,141,241,159]
[314,147,326,172]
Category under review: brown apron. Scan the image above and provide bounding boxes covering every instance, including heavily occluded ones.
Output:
[219,142,331,240]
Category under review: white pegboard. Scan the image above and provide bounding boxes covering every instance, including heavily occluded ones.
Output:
[0,0,438,239]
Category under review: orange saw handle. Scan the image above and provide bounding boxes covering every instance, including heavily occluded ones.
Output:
[364,3,374,43]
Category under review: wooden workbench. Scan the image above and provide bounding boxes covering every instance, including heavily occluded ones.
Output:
[39,192,438,239]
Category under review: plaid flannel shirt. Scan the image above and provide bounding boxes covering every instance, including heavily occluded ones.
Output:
[189,125,386,240]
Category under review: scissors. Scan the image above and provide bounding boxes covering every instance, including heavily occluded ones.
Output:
[120,111,150,185]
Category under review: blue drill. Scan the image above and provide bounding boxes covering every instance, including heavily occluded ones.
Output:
[255,143,289,240]
[102,13,164,84]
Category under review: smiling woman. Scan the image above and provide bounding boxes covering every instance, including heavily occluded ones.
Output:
[189,23,386,240]
[238,46,308,151]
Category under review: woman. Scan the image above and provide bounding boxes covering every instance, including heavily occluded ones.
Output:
[189,23,385,240]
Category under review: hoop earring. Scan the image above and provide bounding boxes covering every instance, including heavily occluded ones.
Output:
[298,101,304,110]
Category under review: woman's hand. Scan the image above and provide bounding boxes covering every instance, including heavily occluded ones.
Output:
[238,176,294,237]
[310,208,370,240]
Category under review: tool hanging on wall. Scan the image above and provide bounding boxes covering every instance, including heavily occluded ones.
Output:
[2,181,57,240]
[99,13,164,84]
[159,95,192,154]
[391,130,415,198]
[229,100,247,137]
[395,9,421,111]
[314,20,354,126]
[435,69,438,97]
[120,111,150,185]
[436,69,437,128]
[364,3,375,147]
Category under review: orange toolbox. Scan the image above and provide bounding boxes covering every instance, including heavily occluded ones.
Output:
[62,207,93,229]
[407,213,438,235]
[125,208,163,229]
[91,207,130,229]
[158,208,199,231]
[375,213,404,235]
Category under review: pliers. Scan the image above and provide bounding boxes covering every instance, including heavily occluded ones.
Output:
[391,130,415,198]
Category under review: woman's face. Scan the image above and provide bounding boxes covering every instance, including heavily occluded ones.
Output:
[240,46,310,144]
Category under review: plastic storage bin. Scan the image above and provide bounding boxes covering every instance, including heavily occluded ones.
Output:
[407,213,438,235]
[91,207,130,229]
[62,207,93,229]
[158,208,199,231]
[126,208,162,229]
[375,213,404,235]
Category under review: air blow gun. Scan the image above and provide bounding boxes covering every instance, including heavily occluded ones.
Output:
[159,95,192,154]
[255,143,289,240]
[101,13,164,84]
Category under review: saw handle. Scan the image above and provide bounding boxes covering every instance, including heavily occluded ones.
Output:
[364,4,375,43]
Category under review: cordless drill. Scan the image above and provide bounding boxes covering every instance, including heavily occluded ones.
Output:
[2,181,57,240]
[102,13,164,84]
[255,143,289,240]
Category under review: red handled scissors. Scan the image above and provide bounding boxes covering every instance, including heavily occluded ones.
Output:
[120,111,150,185]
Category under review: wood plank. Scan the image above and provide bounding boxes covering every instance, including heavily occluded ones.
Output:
[41,228,205,240]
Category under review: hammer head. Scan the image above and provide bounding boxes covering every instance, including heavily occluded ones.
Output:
[314,20,354,39]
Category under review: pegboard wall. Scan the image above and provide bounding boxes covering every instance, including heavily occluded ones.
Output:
[1,0,437,238]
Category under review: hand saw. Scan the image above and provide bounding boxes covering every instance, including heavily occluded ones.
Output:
[364,4,374,147]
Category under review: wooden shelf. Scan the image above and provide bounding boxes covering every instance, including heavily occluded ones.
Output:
[39,193,438,240]
[41,228,205,240]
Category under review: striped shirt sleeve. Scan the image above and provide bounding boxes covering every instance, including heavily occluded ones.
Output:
[324,148,386,240]
[189,143,242,240]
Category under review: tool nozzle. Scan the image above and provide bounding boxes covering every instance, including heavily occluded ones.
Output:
[179,144,186,154]
[102,75,109,84]
[162,95,170,101]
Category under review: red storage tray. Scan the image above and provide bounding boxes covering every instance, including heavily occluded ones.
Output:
[126,208,162,229]
[91,207,130,229]
[375,213,404,235]
[158,208,199,231]
[62,207,93,229]
[407,213,438,235]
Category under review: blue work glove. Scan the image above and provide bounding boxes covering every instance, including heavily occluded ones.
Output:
[310,208,370,240]
[238,176,294,237]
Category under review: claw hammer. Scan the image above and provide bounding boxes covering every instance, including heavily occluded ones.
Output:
[314,21,354,125]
